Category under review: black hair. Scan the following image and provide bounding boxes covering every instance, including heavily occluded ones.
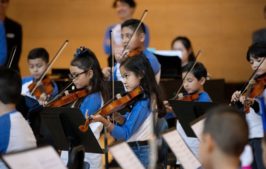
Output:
[28,48,49,63]
[171,36,196,62]
[113,0,136,8]
[0,67,21,104]
[71,47,108,101]
[120,53,166,117]
[182,61,207,80]
[246,42,266,61]
[121,19,146,34]
[203,105,248,156]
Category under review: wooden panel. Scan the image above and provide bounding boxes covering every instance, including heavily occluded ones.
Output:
[6,0,265,82]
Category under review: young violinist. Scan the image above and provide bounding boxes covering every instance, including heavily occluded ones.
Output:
[21,48,58,105]
[59,47,108,169]
[92,53,166,168]
[164,61,211,162]
[102,18,161,83]
[171,36,196,67]
[231,42,266,169]
[0,67,36,154]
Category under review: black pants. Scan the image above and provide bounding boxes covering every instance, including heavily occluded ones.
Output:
[249,138,265,169]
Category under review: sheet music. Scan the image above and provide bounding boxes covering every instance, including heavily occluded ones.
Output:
[109,142,145,169]
[2,146,66,169]
[147,48,182,58]
[163,130,202,169]
[191,118,205,141]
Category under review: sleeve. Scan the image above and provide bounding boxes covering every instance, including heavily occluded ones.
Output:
[198,92,212,102]
[110,100,150,140]
[79,93,102,117]
[103,25,114,56]
[0,22,7,65]
[0,114,11,153]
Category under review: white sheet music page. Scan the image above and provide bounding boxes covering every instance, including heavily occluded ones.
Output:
[163,130,201,169]
[2,146,66,169]
[109,142,145,169]
[191,118,205,141]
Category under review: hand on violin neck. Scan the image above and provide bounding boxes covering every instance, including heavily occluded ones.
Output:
[231,91,241,103]
[163,100,173,112]
[91,114,114,130]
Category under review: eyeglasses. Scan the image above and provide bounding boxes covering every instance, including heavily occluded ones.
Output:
[68,71,88,80]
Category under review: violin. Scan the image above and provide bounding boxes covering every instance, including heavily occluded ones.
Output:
[28,77,54,100]
[127,48,142,58]
[177,92,200,101]
[79,86,143,132]
[46,89,90,107]
[243,73,266,113]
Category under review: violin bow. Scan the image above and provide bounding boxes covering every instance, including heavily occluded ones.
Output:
[171,50,202,100]
[7,46,17,68]
[121,10,148,58]
[30,40,69,95]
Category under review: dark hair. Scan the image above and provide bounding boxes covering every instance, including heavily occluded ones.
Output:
[182,61,207,80]
[203,105,248,156]
[246,42,266,61]
[28,48,49,63]
[120,53,166,117]
[121,19,146,34]
[0,67,21,104]
[113,0,136,8]
[71,47,108,101]
[171,36,196,62]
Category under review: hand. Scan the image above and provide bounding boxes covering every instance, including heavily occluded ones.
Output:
[231,91,241,103]
[102,67,111,80]
[38,93,49,106]
[91,114,108,126]
[163,100,173,112]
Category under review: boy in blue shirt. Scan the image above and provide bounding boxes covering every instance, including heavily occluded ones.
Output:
[0,67,36,154]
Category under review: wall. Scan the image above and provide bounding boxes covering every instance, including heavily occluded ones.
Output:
[7,0,266,82]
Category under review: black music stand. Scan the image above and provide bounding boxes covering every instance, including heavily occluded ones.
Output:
[150,50,182,79]
[168,100,215,137]
[40,107,103,154]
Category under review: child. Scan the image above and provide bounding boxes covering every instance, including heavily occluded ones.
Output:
[171,36,196,67]
[231,42,266,169]
[170,61,212,162]
[92,53,166,168]
[102,19,161,83]
[21,48,58,105]
[0,67,36,154]
[103,0,150,66]
[199,105,249,169]
[60,47,108,169]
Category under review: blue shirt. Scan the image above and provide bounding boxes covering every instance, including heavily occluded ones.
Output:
[103,24,150,56]
[0,21,7,65]
[195,91,212,102]
[0,110,36,153]
[111,97,151,141]
[79,92,103,117]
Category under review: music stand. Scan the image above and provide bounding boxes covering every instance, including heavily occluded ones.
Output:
[168,100,215,137]
[40,107,103,154]
[149,49,182,79]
